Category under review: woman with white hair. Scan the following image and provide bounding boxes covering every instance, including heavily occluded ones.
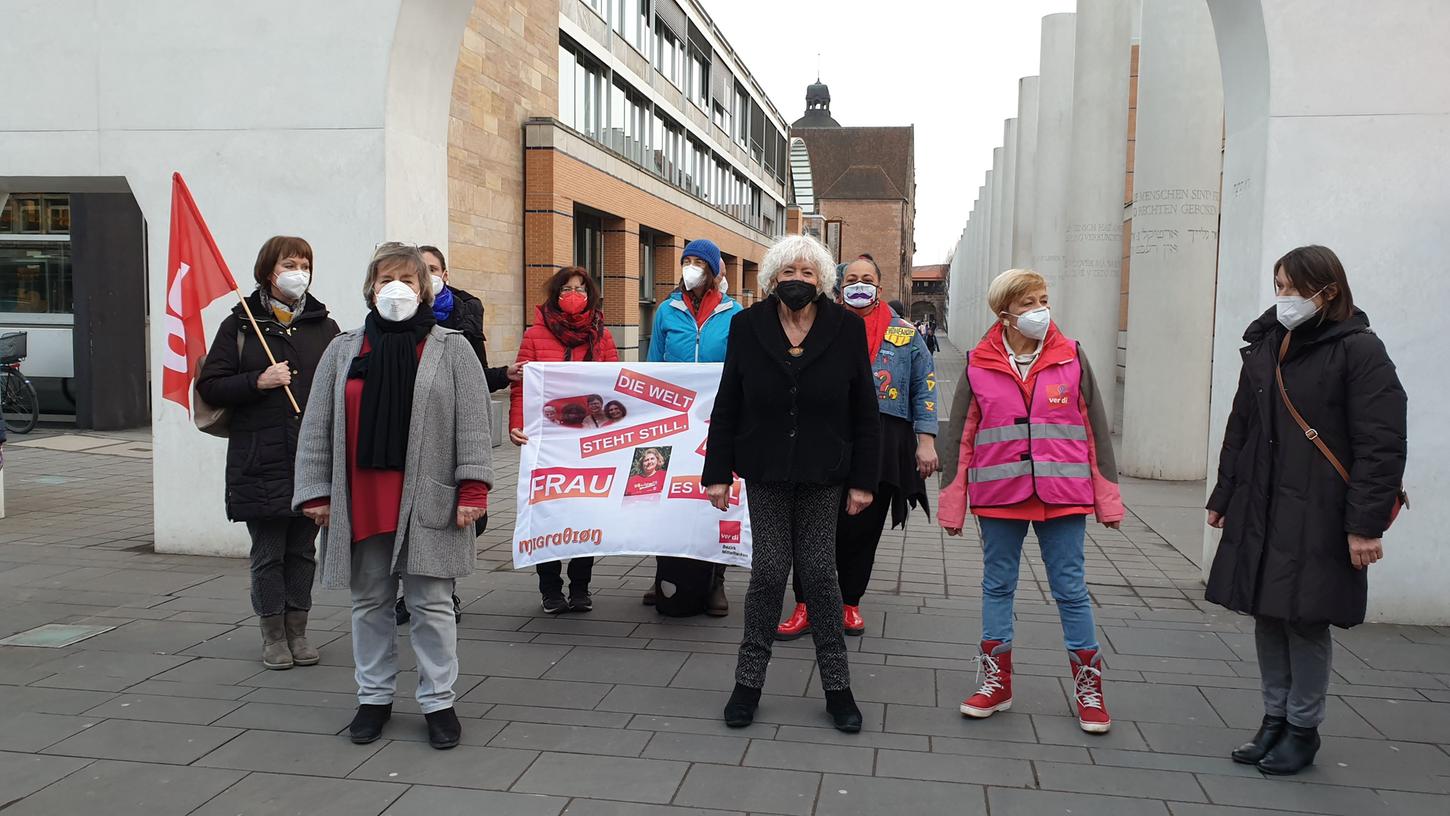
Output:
[702,233,881,733]
[937,268,1122,734]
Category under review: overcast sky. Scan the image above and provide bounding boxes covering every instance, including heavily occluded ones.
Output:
[705,0,1076,266]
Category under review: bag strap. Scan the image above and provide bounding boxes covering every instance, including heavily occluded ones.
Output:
[1276,332,1351,484]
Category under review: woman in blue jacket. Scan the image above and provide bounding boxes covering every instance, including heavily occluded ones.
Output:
[777,256,939,639]
[645,239,742,615]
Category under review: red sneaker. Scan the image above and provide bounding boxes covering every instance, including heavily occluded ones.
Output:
[960,640,1013,718]
[843,605,866,636]
[774,603,810,641]
[1070,648,1111,733]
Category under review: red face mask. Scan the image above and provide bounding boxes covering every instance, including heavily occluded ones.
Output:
[558,291,589,315]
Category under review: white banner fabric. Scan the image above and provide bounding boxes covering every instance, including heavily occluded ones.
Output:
[510,362,751,569]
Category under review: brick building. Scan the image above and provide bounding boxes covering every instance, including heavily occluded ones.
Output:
[909,263,947,324]
[789,80,916,305]
[448,0,789,362]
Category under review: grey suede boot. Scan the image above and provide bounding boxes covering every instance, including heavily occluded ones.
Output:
[284,610,320,666]
[260,615,293,670]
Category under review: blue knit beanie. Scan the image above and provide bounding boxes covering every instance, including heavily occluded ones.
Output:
[681,239,722,278]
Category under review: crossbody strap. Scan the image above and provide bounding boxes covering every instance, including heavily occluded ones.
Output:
[1276,332,1351,484]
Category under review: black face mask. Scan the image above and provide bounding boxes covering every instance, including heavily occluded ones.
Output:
[775,280,817,311]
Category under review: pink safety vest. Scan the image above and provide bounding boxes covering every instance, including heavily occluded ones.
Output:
[965,355,1095,507]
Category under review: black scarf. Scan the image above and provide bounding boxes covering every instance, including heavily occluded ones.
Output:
[347,308,436,470]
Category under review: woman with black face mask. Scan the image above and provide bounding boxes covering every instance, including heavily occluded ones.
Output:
[702,234,882,734]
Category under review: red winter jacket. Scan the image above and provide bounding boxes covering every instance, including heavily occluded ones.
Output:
[508,305,620,432]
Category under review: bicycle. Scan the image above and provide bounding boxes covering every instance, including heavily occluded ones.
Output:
[1,332,39,434]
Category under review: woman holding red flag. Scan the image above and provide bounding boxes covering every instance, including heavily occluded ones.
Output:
[937,268,1123,735]
[508,266,619,614]
[776,256,938,641]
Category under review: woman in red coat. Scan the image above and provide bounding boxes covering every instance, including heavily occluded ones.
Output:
[509,266,619,614]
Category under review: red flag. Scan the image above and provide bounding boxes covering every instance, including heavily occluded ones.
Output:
[161,173,239,409]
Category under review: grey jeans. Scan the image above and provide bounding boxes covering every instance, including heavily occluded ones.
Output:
[350,534,459,713]
[1255,615,1332,728]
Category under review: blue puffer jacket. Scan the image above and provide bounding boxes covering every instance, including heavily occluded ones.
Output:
[873,309,939,435]
[647,289,742,363]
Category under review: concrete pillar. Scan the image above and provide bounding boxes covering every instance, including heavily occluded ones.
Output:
[1031,13,1077,293]
[601,217,641,360]
[1120,0,1222,480]
[1204,0,1450,624]
[981,169,997,335]
[1012,76,1040,267]
[1061,0,1134,426]
[987,150,1005,279]
[998,120,1019,278]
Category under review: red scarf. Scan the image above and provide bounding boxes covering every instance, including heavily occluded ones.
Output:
[686,287,723,328]
[860,303,894,362]
[541,302,602,358]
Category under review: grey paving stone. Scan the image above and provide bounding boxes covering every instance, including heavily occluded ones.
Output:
[1167,803,1287,816]
[211,701,353,734]
[930,734,1092,763]
[463,676,613,709]
[1102,626,1238,660]
[489,721,651,756]
[151,656,266,685]
[743,739,874,774]
[669,651,814,696]
[642,730,749,764]
[1137,721,1256,757]
[42,718,240,765]
[380,785,565,816]
[81,619,235,654]
[196,729,380,776]
[238,664,362,693]
[483,703,634,729]
[1088,747,1265,778]
[874,747,1034,786]
[0,711,102,752]
[672,763,821,816]
[1346,696,1450,743]
[1197,774,1402,815]
[239,686,365,710]
[512,752,688,804]
[27,649,190,691]
[123,679,254,701]
[81,692,242,725]
[1374,790,1450,816]
[0,750,93,805]
[453,639,572,678]
[772,723,930,751]
[560,800,742,816]
[542,644,688,686]
[598,682,737,718]
[987,787,1171,816]
[805,662,936,706]
[626,712,778,740]
[190,772,407,816]
[1200,686,1381,738]
[884,702,1038,741]
[1,758,244,816]
[349,740,537,790]
[815,773,987,816]
[1035,759,1207,801]
[1031,714,1151,750]
[935,669,1067,713]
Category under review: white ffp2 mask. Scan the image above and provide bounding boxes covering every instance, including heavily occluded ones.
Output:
[1276,288,1325,330]
[1008,307,1051,341]
[274,270,310,301]
[375,280,420,322]
[682,264,708,292]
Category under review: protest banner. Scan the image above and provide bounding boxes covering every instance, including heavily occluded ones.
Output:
[511,362,751,569]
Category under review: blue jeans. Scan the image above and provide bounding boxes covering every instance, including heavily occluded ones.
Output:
[978,515,1098,651]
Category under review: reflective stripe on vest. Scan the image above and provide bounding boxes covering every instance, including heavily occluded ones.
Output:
[965,354,1096,508]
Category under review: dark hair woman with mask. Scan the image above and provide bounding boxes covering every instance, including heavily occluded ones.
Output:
[293,242,493,750]
[1206,245,1406,775]
[703,233,881,733]
[509,266,619,614]
[198,235,339,671]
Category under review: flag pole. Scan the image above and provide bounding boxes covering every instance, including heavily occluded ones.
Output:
[233,289,302,415]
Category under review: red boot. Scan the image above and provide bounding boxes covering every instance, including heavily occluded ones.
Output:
[959,640,1013,718]
[843,605,866,636]
[1070,648,1111,733]
[775,603,810,641]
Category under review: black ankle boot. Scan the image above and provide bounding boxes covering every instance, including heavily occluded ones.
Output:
[824,688,863,733]
[1231,715,1287,764]
[425,707,462,750]
[348,703,392,744]
[723,683,761,728]
[1257,723,1320,775]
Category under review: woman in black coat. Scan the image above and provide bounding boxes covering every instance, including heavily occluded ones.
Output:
[703,233,881,734]
[196,236,340,671]
[1206,245,1406,776]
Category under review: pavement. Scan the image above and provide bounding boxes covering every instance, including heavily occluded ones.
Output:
[0,338,1447,815]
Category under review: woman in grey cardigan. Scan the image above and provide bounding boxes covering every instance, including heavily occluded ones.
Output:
[294,243,494,750]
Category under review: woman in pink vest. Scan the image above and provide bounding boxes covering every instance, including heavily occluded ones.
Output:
[938,268,1124,734]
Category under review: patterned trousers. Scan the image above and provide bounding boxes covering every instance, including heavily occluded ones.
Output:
[244,517,318,616]
[735,481,850,691]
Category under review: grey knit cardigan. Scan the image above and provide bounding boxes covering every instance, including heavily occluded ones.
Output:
[292,325,495,590]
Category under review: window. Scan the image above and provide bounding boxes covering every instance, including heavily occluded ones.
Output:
[574,210,604,294]
[639,230,656,301]
[712,101,731,136]
[558,45,576,129]
[558,39,606,140]
[0,241,72,315]
[687,48,708,109]
[0,195,68,236]
[733,85,749,148]
[654,25,683,89]
[637,0,652,52]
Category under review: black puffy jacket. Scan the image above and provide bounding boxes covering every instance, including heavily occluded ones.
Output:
[1205,308,1407,627]
[438,285,510,393]
[196,292,340,521]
